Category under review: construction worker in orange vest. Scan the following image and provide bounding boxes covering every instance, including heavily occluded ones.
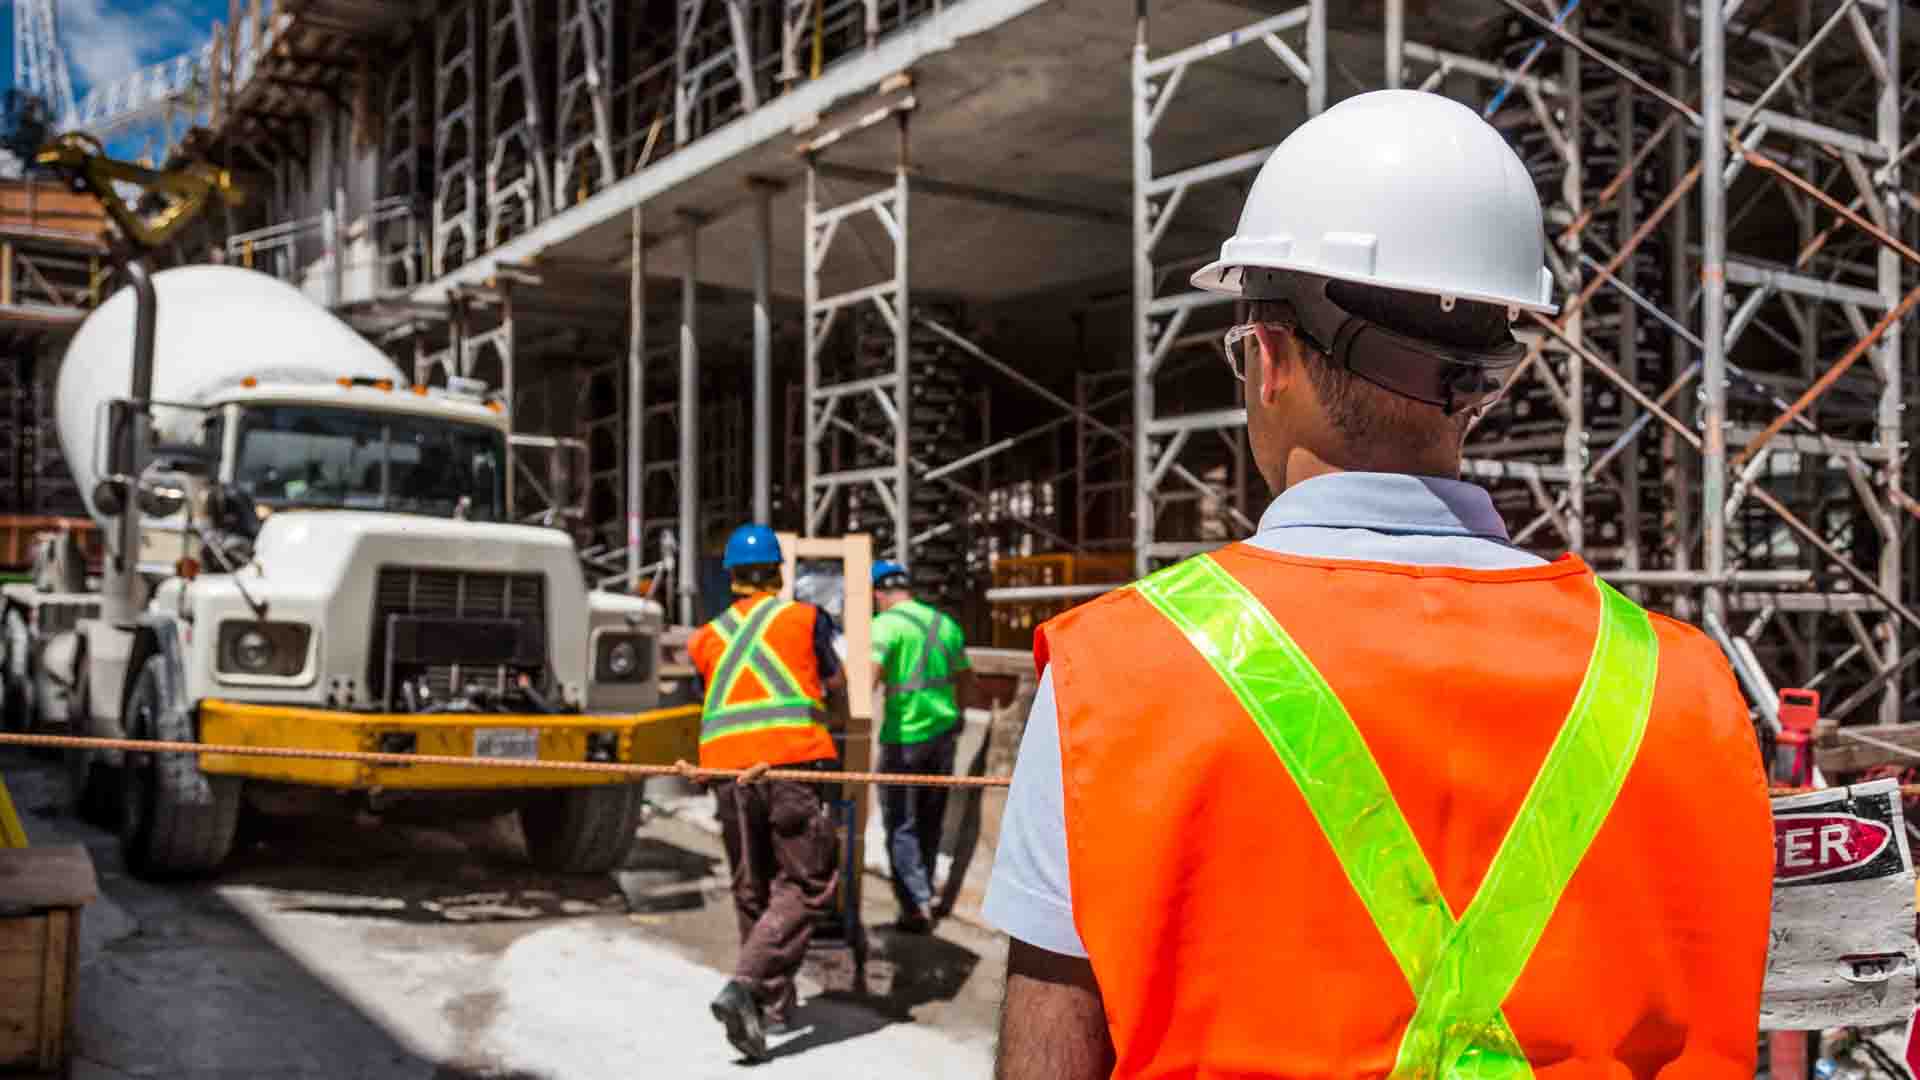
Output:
[689,523,846,1063]
[984,89,1774,1079]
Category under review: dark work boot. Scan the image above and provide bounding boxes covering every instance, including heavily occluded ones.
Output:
[894,902,934,934]
[710,979,768,1062]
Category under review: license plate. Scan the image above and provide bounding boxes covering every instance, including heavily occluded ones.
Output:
[474,728,539,760]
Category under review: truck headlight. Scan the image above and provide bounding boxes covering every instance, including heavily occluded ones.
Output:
[594,632,654,683]
[218,621,311,677]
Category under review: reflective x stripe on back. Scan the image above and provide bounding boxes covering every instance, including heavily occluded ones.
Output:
[880,605,964,693]
[1133,554,1658,1080]
[702,597,818,741]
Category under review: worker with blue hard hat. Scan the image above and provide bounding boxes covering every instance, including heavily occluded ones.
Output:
[688,523,846,1061]
[868,557,972,933]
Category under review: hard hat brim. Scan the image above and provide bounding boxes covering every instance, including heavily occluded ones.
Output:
[1190,258,1560,317]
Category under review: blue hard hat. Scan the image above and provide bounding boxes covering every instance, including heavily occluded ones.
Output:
[723,524,783,569]
[872,559,911,587]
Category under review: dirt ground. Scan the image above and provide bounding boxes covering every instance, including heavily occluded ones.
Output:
[1,750,1007,1078]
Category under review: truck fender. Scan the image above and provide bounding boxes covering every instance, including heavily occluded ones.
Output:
[123,616,216,807]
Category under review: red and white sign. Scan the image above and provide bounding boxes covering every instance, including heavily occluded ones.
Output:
[1773,812,1893,882]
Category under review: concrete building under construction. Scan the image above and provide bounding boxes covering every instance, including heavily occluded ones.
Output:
[6,0,1920,763]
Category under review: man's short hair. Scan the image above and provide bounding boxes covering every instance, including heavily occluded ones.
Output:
[730,563,782,592]
[1238,282,1505,448]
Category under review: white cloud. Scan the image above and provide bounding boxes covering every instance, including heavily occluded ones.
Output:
[59,0,202,92]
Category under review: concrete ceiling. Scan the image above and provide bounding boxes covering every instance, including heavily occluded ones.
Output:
[529,0,1516,310]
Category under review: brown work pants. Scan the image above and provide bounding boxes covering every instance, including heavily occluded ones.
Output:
[713,771,840,1014]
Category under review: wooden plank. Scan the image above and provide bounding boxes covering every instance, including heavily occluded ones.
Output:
[0,975,44,1066]
[37,909,68,1070]
[0,847,98,911]
[0,915,47,953]
[1816,722,1920,773]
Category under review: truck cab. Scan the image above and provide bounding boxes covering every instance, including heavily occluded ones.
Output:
[1,266,695,877]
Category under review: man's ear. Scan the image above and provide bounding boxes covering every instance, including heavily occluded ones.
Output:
[1249,323,1293,405]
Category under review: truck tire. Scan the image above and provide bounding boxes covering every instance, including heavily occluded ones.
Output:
[119,655,238,878]
[518,783,645,874]
[66,667,121,827]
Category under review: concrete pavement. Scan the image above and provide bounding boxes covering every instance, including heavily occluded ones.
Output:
[1,751,1004,1078]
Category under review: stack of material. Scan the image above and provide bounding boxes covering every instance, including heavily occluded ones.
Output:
[0,845,98,1078]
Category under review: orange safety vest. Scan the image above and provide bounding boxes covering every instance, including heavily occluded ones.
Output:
[688,594,838,770]
[1037,546,1772,1080]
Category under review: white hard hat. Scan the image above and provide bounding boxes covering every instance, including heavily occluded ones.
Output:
[1192,90,1557,314]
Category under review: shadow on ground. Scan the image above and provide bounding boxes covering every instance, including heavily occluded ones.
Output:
[757,923,983,1061]
[215,804,721,925]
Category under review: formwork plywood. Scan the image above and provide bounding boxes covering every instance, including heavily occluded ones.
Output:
[0,182,106,249]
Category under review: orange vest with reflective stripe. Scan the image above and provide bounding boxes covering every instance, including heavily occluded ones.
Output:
[689,594,837,770]
[1037,546,1772,1080]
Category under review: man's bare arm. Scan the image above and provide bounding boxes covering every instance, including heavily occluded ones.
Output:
[996,939,1113,1080]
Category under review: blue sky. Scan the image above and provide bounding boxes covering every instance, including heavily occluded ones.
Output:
[2,0,224,109]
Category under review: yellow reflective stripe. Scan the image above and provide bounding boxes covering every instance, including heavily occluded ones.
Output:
[1133,555,1657,1080]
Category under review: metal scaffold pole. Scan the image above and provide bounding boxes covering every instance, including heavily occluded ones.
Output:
[751,180,775,525]
[1700,0,1728,631]
[627,205,644,591]
[679,216,701,626]
[1876,0,1903,724]
[1130,3,1153,579]
[891,115,912,561]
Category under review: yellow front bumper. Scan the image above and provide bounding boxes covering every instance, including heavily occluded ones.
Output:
[197,700,701,791]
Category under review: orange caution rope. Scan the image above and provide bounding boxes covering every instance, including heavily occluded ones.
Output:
[0,731,1012,789]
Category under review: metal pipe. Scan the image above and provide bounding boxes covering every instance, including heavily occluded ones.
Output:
[803,164,820,537]
[103,258,157,621]
[891,119,911,561]
[750,182,773,523]
[678,218,700,627]
[627,206,643,591]
[1305,0,1325,115]
[1132,20,1154,578]
[1384,0,1403,90]
[1700,0,1728,628]
[1563,24,1584,553]
[1877,0,1902,723]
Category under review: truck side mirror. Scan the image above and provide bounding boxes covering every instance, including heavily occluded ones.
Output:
[135,479,187,519]
[91,476,129,518]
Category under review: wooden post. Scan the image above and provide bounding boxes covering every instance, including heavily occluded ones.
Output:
[776,531,874,979]
[2,242,15,308]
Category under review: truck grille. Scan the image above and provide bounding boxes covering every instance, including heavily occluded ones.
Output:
[368,567,547,703]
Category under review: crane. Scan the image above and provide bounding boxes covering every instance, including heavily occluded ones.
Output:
[8,0,220,173]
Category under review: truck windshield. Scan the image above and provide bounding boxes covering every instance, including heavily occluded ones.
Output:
[233,405,505,521]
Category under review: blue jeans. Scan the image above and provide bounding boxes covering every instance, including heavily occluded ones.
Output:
[878,729,957,912]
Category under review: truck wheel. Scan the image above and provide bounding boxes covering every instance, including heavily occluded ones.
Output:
[518,783,645,874]
[66,669,120,826]
[119,655,238,878]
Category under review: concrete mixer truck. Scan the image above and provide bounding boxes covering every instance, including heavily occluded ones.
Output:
[0,264,697,877]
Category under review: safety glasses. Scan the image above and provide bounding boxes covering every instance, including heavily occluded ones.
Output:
[1220,322,1329,382]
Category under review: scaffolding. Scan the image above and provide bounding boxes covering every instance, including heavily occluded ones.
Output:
[90,0,1920,742]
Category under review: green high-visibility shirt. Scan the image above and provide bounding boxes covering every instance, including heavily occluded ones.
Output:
[871,598,970,744]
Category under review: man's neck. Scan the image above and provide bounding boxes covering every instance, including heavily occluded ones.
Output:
[1280,446,1461,491]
